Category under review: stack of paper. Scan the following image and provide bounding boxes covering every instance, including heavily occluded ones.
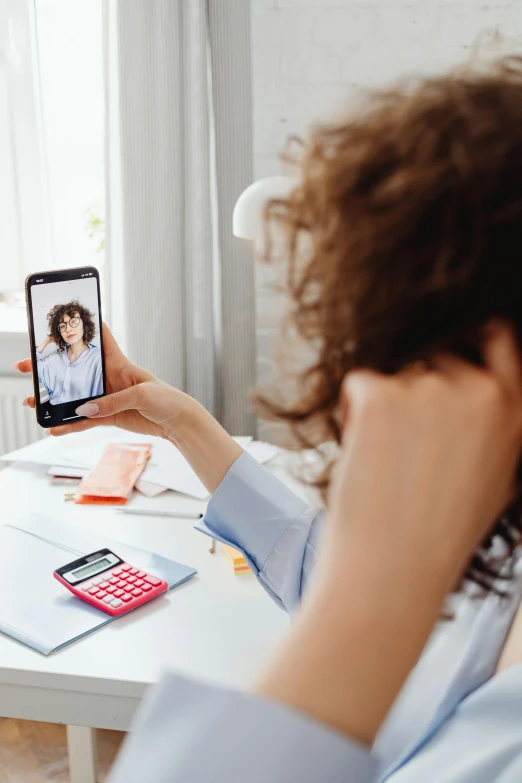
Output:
[1,426,279,500]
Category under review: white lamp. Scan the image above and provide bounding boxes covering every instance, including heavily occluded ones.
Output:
[233,176,296,242]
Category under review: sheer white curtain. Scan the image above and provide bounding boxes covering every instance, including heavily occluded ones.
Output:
[104,0,256,434]
[0,0,51,293]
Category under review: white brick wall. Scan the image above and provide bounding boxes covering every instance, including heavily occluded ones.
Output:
[251,0,522,439]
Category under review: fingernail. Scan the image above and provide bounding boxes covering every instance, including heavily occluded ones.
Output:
[75,402,99,417]
[22,398,29,407]
[12,362,19,370]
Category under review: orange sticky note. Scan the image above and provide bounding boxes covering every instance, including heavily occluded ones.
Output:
[221,543,251,574]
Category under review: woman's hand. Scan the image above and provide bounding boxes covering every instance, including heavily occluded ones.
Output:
[327,326,522,583]
[254,324,522,747]
[15,323,243,493]
[17,324,180,439]
[36,335,53,354]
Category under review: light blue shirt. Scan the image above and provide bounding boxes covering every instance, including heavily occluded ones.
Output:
[37,344,103,405]
[109,452,522,782]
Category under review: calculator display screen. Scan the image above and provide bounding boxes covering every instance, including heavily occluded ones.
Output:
[72,558,111,581]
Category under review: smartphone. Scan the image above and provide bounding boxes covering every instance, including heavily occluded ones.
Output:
[25,266,106,428]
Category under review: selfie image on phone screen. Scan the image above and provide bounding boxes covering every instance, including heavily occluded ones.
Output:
[26,267,106,428]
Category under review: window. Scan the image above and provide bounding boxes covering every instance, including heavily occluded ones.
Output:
[0,0,104,346]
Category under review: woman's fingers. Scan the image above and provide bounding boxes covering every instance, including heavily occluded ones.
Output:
[340,370,389,437]
[418,323,522,398]
[101,322,125,361]
[14,358,35,407]
[481,322,522,400]
[13,358,32,374]
[75,385,147,419]
[428,326,522,444]
[100,322,154,384]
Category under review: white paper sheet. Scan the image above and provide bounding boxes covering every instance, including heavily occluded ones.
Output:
[47,465,89,478]
[135,478,168,498]
[1,427,278,499]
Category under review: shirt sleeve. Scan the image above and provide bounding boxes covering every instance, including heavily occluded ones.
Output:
[195,451,323,612]
[108,674,377,783]
[36,352,53,398]
[93,351,103,397]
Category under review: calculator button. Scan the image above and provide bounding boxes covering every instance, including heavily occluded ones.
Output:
[103,595,113,604]
[126,575,137,584]
[121,565,131,571]
[144,575,161,587]
[131,588,143,597]
[112,568,123,577]
[128,567,139,575]
[117,580,127,589]
[109,577,119,585]
[110,599,123,607]
[141,583,152,592]
[123,584,135,592]
[81,583,93,592]
[96,590,107,598]
[134,579,144,587]
[136,571,146,579]
[99,581,110,589]
[91,577,103,586]
[120,593,133,602]
[88,587,99,595]
[114,589,124,597]
[106,586,117,594]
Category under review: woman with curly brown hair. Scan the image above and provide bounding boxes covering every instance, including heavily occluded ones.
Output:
[35,299,103,405]
[16,57,522,781]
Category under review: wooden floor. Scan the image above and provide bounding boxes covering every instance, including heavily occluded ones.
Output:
[0,720,124,783]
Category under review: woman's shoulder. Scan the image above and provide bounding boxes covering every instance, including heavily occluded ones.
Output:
[402,663,522,781]
[88,344,102,364]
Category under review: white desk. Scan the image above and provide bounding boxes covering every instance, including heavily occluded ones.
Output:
[0,458,297,782]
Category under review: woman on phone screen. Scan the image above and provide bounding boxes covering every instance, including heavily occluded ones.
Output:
[35,300,103,405]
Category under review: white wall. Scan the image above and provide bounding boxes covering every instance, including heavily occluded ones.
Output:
[30,277,101,350]
[251,0,522,438]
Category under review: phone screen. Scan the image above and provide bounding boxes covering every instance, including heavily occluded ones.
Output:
[25,267,106,428]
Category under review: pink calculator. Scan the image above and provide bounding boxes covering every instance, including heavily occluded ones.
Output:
[54,548,168,616]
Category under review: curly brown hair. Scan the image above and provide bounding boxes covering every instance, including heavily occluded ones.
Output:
[259,55,522,591]
[47,300,96,353]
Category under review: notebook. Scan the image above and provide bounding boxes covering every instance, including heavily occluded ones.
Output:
[0,514,197,655]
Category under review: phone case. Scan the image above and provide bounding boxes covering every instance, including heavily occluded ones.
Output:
[25,266,105,428]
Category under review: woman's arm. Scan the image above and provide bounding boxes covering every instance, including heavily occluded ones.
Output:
[35,347,53,399]
[19,326,320,611]
[165,397,245,493]
[16,324,244,492]
[168,403,323,613]
[92,350,104,398]
[109,328,522,783]
[197,450,322,611]
[254,329,522,746]
[36,335,52,354]
[22,325,322,611]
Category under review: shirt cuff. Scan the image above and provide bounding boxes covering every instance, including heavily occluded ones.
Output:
[196,451,310,573]
[108,674,378,783]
